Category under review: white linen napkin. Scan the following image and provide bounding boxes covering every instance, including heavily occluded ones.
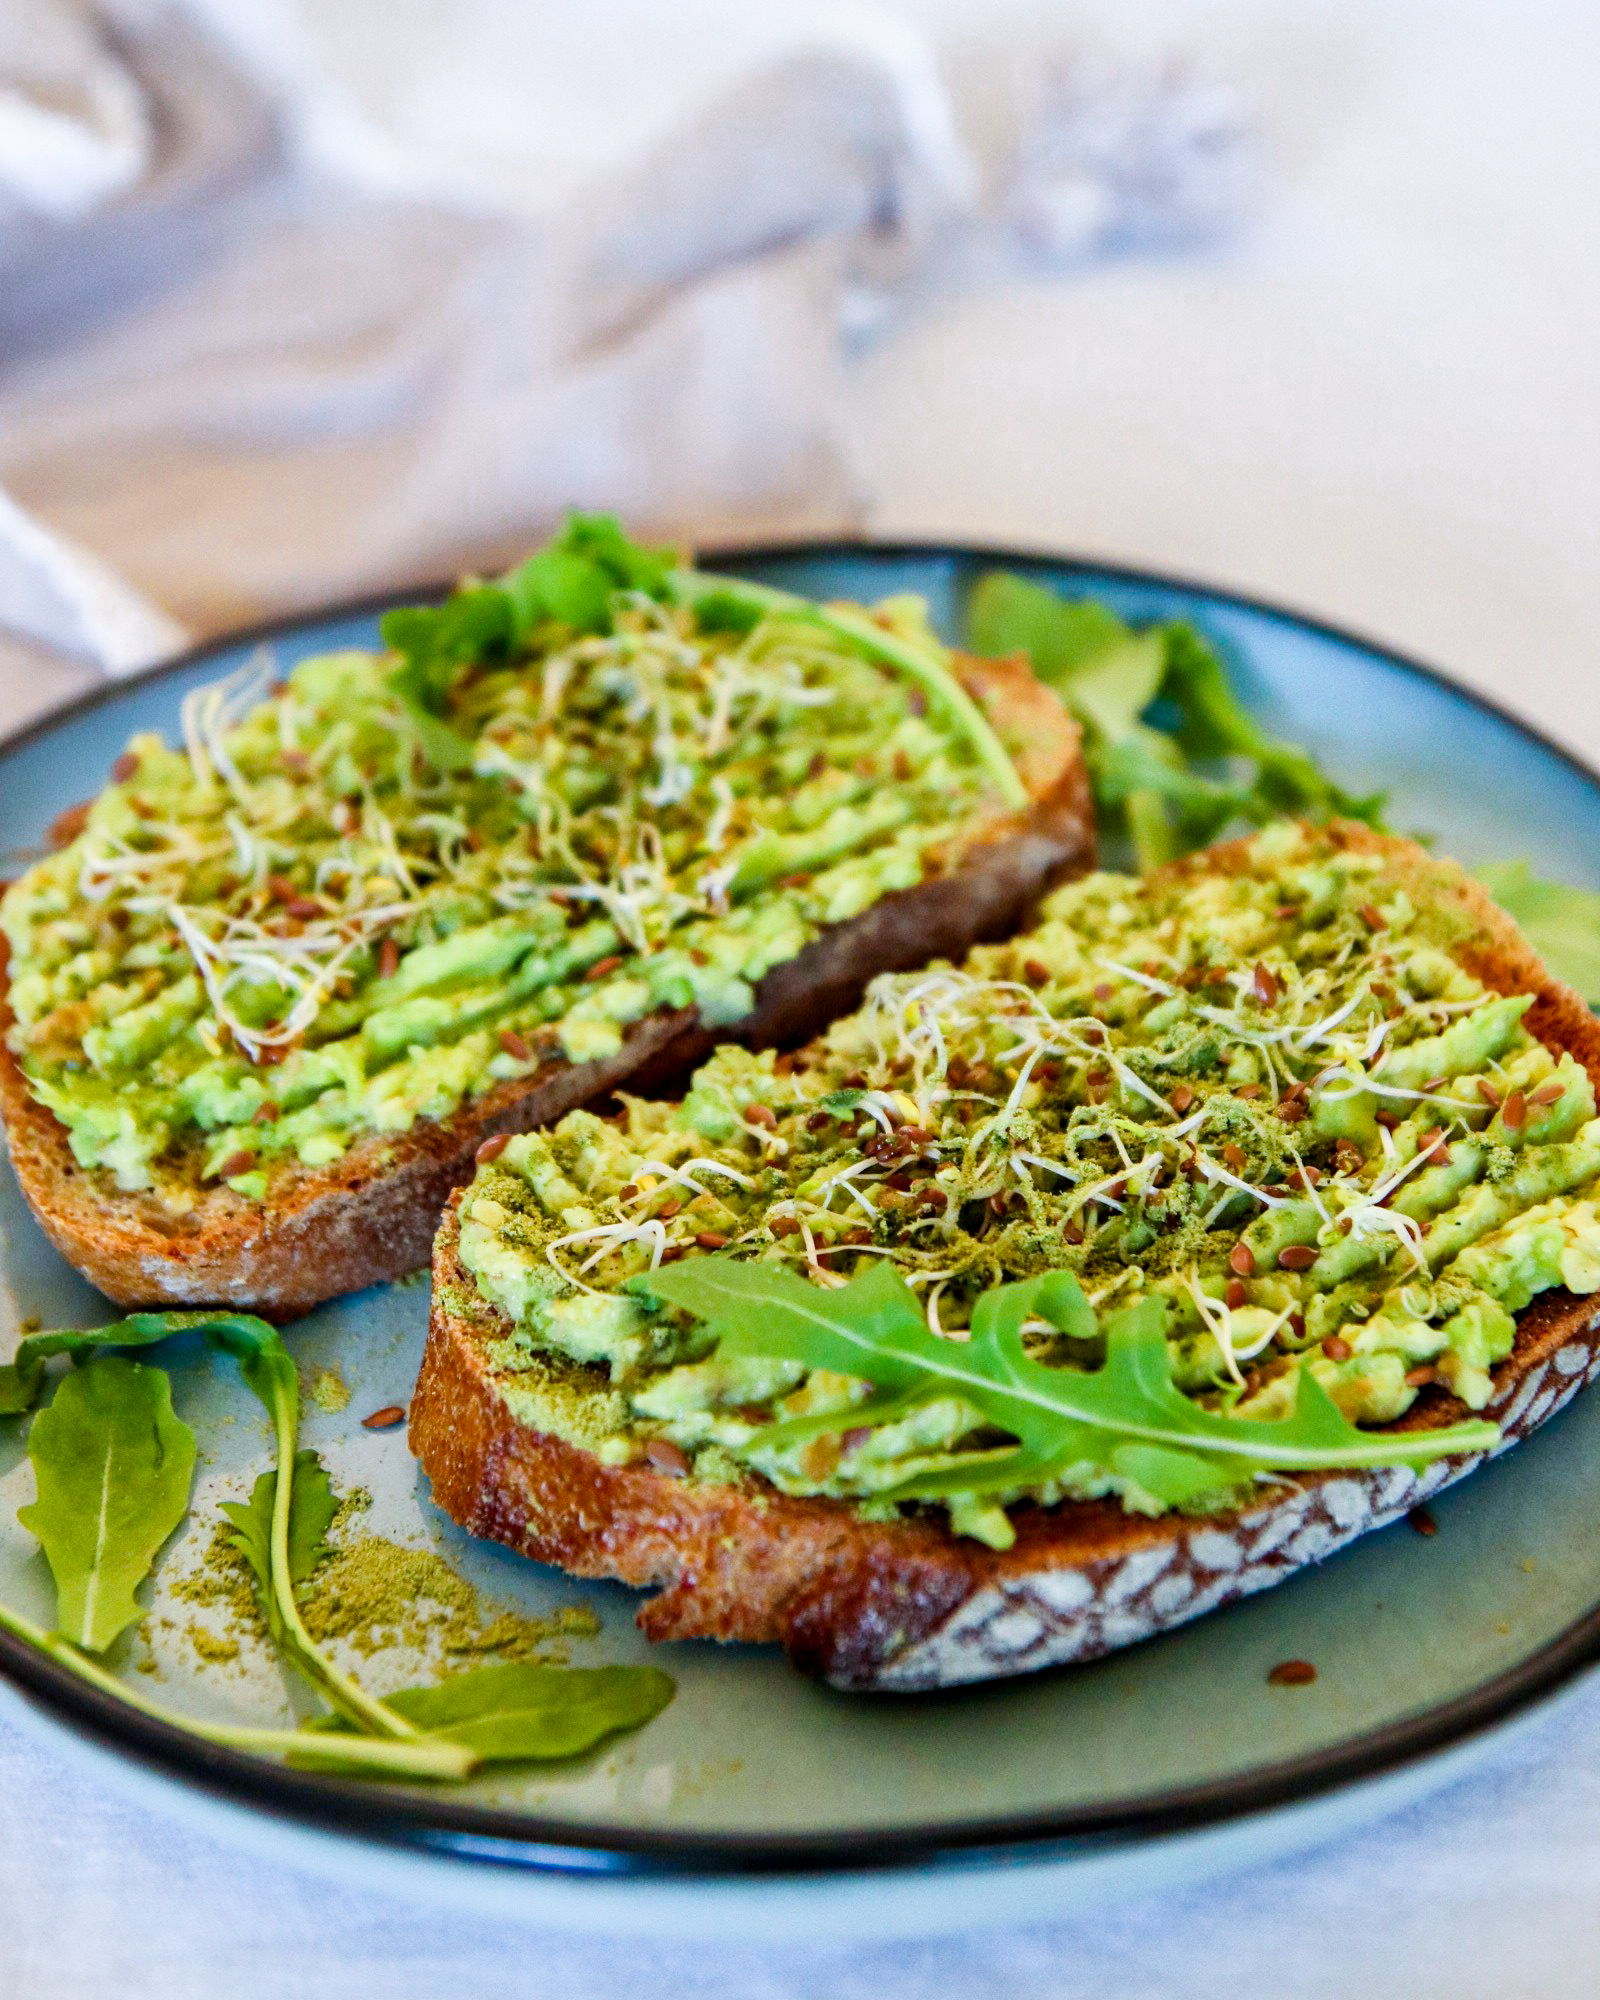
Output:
[0,0,1248,682]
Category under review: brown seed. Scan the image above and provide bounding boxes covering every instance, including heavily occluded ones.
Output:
[1251,963,1279,1007]
[1092,981,1116,1001]
[694,1231,730,1250]
[644,1438,690,1477]
[1274,902,1299,920]
[251,1102,280,1126]
[1277,1096,1309,1123]
[1278,1244,1318,1272]
[917,1185,949,1211]
[1234,1083,1264,1100]
[1170,1084,1195,1114]
[1422,1075,1450,1094]
[777,873,812,891]
[361,1405,406,1431]
[585,954,624,982]
[1501,1090,1527,1132]
[372,937,400,983]
[266,873,297,904]
[286,897,323,921]
[658,1245,686,1264]
[744,1104,777,1130]
[1476,1078,1503,1110]
[1062,1220,1085,1244]
[1375,1109,1400,1130]
[110,750,140,783]
[1023,959,1050,987]
[1357,903,1386,932]
[499,1027,532,1062]
[476,1133,509,1163]
[214,1150,256,1180]
[1408,1507,1439,1537]
[770,1216,800,1237]
[806,1111,832,1131]
[657,1198,682,1221]
[1530,1079,1566,1106]
[1321,1334,1353,1360]
[1229,1243,1257,1277]
[1222,1141,1248,1171]
[1289,1313,1307,1340]
[1225,1279,1247,1310]
[1290,1164,1323,1188]
[1405,1365,1436,1388]
[841,1426,873,1453]
[1268,1660,1318,1687]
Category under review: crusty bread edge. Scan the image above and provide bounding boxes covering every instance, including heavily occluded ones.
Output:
[409,823,1600,1690]
[0,655,1093,1318]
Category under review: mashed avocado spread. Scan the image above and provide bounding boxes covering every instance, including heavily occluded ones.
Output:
[0,523,1012,1204]
[452,823,1600,1546]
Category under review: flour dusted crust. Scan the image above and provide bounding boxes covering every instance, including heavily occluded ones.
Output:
[410,826,1600,1689]
[0,654,1092,1318]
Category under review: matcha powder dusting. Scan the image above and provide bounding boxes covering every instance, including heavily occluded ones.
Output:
[299,1532,598,1664]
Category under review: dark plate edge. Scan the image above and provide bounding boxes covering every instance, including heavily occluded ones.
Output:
[0,535,1596,1883]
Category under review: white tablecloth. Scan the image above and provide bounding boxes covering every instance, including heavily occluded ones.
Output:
[5,2,1600,1993]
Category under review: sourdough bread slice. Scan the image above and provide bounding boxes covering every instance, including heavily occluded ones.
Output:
[409,827,1600,1690]
[0,652,1092,1317]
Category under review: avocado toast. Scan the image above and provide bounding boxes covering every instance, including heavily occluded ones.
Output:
[413,822,1600,1688]
[0,522,1091,1316]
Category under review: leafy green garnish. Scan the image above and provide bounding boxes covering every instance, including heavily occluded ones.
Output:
[309,1661,675,1765]
[1479,861,1600,1004]
[17,1359,197,1653]
[382,514,675,770]
[219,1447,338,1620]
[967,572,1384,867]
[642,1258,1499,1510]
[0,1310,674,1779]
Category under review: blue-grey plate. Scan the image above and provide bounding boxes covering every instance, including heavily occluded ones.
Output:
[1,541,1598,1934]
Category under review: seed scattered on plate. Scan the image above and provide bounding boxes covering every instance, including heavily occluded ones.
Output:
[1268,1659,1317,1687]
[361,1405,406,1430]
[1408,1508,1439,1537]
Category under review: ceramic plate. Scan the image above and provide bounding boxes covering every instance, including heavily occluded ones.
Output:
[2,543,1600,1931]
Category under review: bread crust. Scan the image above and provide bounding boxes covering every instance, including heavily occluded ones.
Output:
[0,655,1092,1318]
[409,825,1600,1689]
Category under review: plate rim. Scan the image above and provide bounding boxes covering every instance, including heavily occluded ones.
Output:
[1,533,1598,1882]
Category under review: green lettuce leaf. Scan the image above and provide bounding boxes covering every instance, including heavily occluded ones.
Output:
[966,572,1386,869]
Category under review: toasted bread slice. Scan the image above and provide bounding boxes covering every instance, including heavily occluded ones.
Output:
[410,827,1600,1690]
[0,652,1092,1318]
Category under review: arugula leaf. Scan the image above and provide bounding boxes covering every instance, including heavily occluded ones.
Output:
[219,1447,337,1636]
[1479,861,1600,1003]
[0,1310,672,1782]
[642,1258,1499,1511]
[966,572,1386,869]
[312,1661,675,1764]
[17,1358,196,1653]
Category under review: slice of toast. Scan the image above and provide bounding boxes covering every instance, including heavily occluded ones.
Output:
[0,652,1092,1318]
[410,827,1600,1690]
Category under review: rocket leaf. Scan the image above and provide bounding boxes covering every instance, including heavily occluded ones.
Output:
[641,1257,1499,1511]
[17,1358,196,1653]
[219,1447,338,1638]
[311,1661,676,1765]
